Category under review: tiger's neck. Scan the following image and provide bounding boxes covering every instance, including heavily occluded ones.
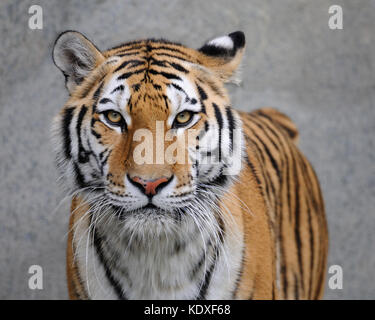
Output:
[96,215,215,299]
[72,206,243,299]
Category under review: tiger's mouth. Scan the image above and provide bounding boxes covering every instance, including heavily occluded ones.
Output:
[104,192,188,217]
[106,199,169,213]
[109,202,182,223]
[142,203,158,210]
[102,178,197,214]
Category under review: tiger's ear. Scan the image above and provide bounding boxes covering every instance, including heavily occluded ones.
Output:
[198,31,245,83]
[53,31,104,93]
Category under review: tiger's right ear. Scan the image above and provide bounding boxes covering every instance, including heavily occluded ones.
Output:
[53,31,104,93]
[198,31,245,84]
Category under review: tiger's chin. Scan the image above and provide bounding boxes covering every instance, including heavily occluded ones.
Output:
[93,198,195,241]
[91,200,200,250]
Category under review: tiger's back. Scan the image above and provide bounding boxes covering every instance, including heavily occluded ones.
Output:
[235,108,328,299]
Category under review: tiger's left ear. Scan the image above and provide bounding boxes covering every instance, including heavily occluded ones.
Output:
[198,31,245,83]
[53,31,105,93]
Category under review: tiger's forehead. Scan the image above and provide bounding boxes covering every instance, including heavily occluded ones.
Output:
[104,39,200,63]
[95,43,203,126]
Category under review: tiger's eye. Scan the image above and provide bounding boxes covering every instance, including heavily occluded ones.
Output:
[176,111,192,124]
[107,111,122,123]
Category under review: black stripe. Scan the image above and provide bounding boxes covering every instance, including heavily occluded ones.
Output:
[85,138,103,176]
[62,107,75,159]
[170,83,186,95]
[117,68,146,80]
[244,154,262,187]
[281,264,288,299]
[99,98,113,104]
[162,95,169,110]
[169,62,189,73]
[196,246,219,299]
[99,149,108,161]
[295,151,316,299]
[111,85,125,94]
[117,52,141,57]
[213,103,223,162]
[196,85,207,114]
[150,57,189,73]
[251,116,281,153]
[152,83,162,91]
[225,106,235,152]
[204,121,209,132]
[132,84,140,92]
[149,57,167,68]
[190,250,206,281]
[292,151,304,296]
[101,149,112,167]
[196,84,208,100]
[91,129,101,139]
[197,121,209,141]
[257,110,298,141]
[154,52,190,62]
[93,231,127,300]
[207,170,228,187]
[243,130,274,218]
[93,82,104,102]
[148,69,181,80]
[200,102,206,114]
[76,105,89,163]
[149,45,192,58]
[247,122,281,183]
[114,59,145,73]
[128,100,134,112]
[112,43,144,52]
[73,162,85,188]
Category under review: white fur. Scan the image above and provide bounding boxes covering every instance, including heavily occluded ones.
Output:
[71,196,244,299]
[207,36,234,49]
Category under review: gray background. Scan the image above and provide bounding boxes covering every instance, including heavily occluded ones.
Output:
[0,0,374,299]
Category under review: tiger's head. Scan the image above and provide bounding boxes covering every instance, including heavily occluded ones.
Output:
[52,31,245,234]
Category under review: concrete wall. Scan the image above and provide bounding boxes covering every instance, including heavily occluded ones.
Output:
[0,0,374,299]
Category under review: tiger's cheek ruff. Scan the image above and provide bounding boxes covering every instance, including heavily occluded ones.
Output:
[52,105,102,193]
[164,73,246,195]
[193,111,245,186]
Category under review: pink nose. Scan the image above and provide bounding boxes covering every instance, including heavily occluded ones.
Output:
[130,176,170,196]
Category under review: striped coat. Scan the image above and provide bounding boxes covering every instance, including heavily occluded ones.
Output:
[52,30,328,299]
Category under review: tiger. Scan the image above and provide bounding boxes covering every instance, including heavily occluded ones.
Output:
[52,30,328,300]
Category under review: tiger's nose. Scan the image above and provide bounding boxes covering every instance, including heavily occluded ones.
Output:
[128,175,173,196]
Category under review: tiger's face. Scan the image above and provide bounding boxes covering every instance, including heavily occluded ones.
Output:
[52,31,245,228]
